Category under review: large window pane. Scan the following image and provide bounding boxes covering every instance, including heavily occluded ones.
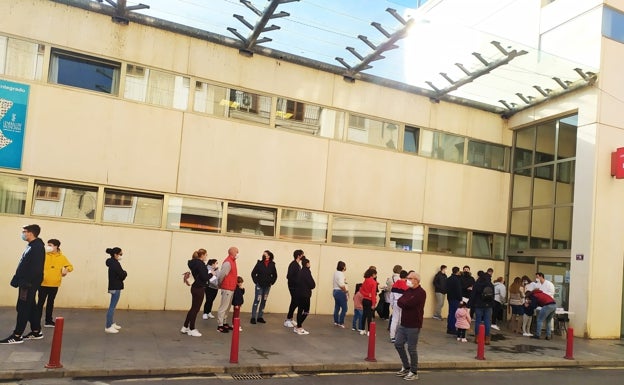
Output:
[331,216,386,247]
[103,189,163,226]
[167,196,223,233]
[227,203,276,237]
[471,232,492,258]
[531,208,552,245]
[32,181,97,220]
[427,228,467,255]
[279,209,328,242]
[558,116,577,159]
[124,65,189,109]
[193,81,229,116]
[535,121,556,164]
[512,174,532,208]
[467,140,508,171]
[0,36,44,80]
[275,99,345,140]
[509,209,530,249]
[603,6,624,43]
[420,130,464,163]
[513,126,534,171]
[493,234,505,260]
[225,88,271,125]
[0,173,27,214]
[533,170,553,205]
[348,114,398,150]
[49,49,119,95]
[553,206,572,248]
[556,161,574,204]
[390,222,423,252]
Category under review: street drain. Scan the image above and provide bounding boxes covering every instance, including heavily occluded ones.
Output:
[232,373,269,380]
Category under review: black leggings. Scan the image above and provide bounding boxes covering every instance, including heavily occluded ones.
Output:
[203,287,218,314]
[362,299,374,332]
[184,286,205,330]
[296,295,310,328]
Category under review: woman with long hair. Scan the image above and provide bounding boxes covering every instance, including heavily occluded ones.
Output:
[358,268,378,336]
[181,248,213,337]
[105,247,127,334]
[332,261,348,328]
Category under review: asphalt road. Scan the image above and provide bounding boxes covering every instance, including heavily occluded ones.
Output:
[4,367,624,385]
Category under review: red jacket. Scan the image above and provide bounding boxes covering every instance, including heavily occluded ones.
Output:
[359,277,378,306]
[530,289,555,306]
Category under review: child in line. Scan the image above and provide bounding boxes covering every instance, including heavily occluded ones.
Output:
[455,301,471,342]
[232,276,245,332]
[352,283,363,332]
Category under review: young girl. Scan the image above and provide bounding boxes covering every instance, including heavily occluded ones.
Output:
[352,283,363,332]
[455,301,471,342]
[105,247,127,334]
[232,276,245,332]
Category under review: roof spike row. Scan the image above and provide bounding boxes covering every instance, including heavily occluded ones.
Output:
[499,100,512,109]
[472,52,490,66]
[96,0,149,25]
[455,63,472,76]
[371,22,391,38]
[533,85,550,97]
[358,35,378,50]
[552,77,569,89]
[440,73,455,85]
[386,8,407,25]
[516,93,531,104]
[229,0,299,53]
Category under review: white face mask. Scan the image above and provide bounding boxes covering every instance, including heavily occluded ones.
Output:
[45,245,54,253]
[117,256,123,261]
[406,279,414,288]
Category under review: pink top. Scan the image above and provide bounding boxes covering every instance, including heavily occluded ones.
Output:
[455,307,471,329]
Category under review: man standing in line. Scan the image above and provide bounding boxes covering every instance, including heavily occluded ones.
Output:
[445,266,462,335]
[216,246,239,333]
[432,265,447,320]
[1,224,46,344]
[394,272,426,381]
[284,249,304,328]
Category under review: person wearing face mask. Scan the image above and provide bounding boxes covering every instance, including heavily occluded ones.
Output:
[37,239,73,328]
[202,259,219,320]
[394,272,426,381]
[181,249,213,337]
[216,246,239,333]
[250,250,278,324]
[105,247,127,334]
[1,224,46,344]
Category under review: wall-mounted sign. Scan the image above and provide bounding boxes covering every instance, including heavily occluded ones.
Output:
[0,79,29,170]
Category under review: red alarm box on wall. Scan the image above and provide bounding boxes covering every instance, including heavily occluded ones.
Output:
[611,147,624,178]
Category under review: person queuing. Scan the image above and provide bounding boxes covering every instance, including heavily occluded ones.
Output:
[181,249,213,337]
[284,249,304,328]
[394,272,426,381]
[432,265,447,321]
[202,259,219,320]
[104,247,127,334]
[332,261,349,328]
[359,268,378,336]
[250,250,277,324]
[1,224,46,344]
[216,246,239,333]
[37,238,73,328]
[293,257,315,335]
[445,266,462,336]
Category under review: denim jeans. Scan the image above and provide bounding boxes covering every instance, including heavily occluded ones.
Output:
[446,299,459,332]
[535,303,557,337]
[394,325,421,373]
[332,289,348,325]
[474,307,493,337]
[106,290,121,328]
[251,284,271,319]
[352,309,363,330]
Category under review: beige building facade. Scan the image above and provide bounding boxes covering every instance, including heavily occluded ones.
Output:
[0,0,622,338]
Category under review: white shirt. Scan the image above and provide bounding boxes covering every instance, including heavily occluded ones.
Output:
[536,279,555,297]
[333,270,347,291]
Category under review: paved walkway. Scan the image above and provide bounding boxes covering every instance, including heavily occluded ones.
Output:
[0,308,623,381]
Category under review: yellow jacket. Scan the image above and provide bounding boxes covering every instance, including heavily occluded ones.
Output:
[41,251,74,287]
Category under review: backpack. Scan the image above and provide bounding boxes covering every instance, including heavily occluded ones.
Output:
[481,285,494,302]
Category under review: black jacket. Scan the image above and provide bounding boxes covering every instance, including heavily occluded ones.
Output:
[445,274,463,301]
[251,258,278,288]
[286,259,301,289]
[295,266,315,298]
[460,272,475,298]
[433,271,447,294]
[13,238,45,289]
[469,275,495,309]
[232,286,245,306]
[188,258,213,289]
[106,257,127,290]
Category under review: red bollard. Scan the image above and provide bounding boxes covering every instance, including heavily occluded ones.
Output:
[365,321,377,362]
[229,316,240,364]
[45,317,64,369]
[564,327,574,360]
[233,305,240,320]
[475,324,485,360]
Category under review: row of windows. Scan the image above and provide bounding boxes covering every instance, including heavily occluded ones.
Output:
[0,34,510,172]
[0,173,504,259]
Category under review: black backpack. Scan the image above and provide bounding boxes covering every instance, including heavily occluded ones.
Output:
[481,285,494,302]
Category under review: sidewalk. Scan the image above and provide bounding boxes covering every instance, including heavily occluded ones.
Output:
[0,308,623,381]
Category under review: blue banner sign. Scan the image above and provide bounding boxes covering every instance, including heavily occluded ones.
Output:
[0,79,29,170]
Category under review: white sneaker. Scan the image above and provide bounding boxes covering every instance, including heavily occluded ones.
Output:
[111,323,122,330]
[296,328,309,335]
[461,338,468,342]
[491,324,500,330]
[404,372,419,381]
[457,337,461,341]
[104,326,119,334]
[202,313,209,320]
[284,319,294,328]
[187,329,202,337]
[239,326,243,332]
[359,330,366,336]
[293,327,300,334]
[180,326,190,334]
[523,332,533,337]
[207,312,215,319]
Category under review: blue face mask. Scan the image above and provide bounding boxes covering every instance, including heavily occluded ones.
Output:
[20,233,27,241]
